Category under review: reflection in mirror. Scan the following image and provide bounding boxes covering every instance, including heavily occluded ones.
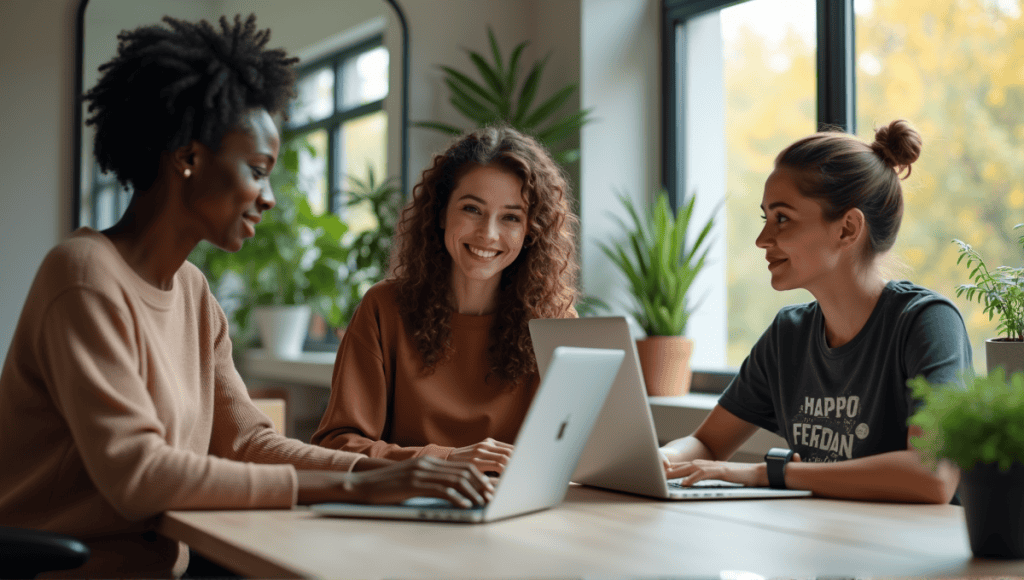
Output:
[74,0,406,231]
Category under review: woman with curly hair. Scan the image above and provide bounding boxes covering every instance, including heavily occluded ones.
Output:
[0,15,490,577]
[313,126,579,473]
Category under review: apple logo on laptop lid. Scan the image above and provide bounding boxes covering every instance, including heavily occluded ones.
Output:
[556,415,570,440]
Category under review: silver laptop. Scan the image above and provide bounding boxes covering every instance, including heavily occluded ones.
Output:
[529,317,811,501]
[310,345,625,522]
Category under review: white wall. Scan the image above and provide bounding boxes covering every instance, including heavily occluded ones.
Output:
[0,0,79,357]
[579,0,661,319]
[0,0,661,364]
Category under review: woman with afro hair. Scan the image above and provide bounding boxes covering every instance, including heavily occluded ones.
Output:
[313,126,579,474]
[0,15,491,577]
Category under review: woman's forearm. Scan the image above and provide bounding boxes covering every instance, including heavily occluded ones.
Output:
[784,450,959,504]
[661,436,716,462]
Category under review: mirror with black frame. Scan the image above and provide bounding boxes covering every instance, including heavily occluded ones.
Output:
[74,0,408,231]
[73,0,409,351]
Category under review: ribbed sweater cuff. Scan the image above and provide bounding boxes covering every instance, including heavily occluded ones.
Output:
[418,444,455,460]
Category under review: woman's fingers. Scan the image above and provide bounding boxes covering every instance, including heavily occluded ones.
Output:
[666,461,713,484]
[470,449,512,473]
[411,462,490,506]
[486,438,515,451]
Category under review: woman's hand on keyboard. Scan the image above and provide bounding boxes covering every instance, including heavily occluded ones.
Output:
[664,453,801,488]
[296,456,495,507]
[665,459,764,487]
[448,438,514,475]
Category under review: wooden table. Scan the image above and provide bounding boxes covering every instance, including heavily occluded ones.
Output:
[159,485,1024,579]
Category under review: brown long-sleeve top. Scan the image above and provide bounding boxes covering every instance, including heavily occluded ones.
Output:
[312,280,545,459]
[0,229,364,577]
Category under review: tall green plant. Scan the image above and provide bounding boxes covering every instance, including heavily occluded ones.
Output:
[600,191,715,337]
[953,223,1024,341]
[337,167,403,325]
[415,27,592,165]
[188,137,349,344]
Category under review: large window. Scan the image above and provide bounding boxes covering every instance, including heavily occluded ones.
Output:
[287,36,388,226]
[853,0,1024,372]
[665,0,1020,372]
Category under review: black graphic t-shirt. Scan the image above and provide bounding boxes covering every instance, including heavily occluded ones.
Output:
[718,281,972,463]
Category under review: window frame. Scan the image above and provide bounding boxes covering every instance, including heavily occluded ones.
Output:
[661,0,856,209]
[659,0,857,382]
[285,33,387,216]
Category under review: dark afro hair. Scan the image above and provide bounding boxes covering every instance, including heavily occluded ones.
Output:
[83,14,299,192]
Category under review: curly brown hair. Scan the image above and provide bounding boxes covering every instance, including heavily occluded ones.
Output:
[390,126,579,385]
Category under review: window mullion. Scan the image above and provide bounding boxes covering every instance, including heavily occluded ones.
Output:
[327,126,339,215]
[816,0,856,132]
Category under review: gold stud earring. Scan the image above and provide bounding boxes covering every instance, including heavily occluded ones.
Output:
[183,168,192,178]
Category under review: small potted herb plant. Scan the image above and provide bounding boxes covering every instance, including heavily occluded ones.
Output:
[952,223,1024,375]
[909,368,1024,558]
[600,190,714,396]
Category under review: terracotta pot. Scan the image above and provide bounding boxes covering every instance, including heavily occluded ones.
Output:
[986,339,1024,378]
[960,462,1024,558]
[634,336,694,396]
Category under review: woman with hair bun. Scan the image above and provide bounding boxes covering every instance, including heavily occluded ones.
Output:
[659,120,972,503]
[313,126,579,474]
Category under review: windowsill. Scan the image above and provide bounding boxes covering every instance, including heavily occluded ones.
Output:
[243,349,335,388]
[649,392,787,462]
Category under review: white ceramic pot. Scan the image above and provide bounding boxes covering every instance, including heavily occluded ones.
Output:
[253,305,312,359]
[986,338,1024,378]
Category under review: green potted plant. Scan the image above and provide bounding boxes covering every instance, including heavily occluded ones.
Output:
[189,137,349,358]
[336,167,404,329]
[909,368,1024,558]
[415,27,592,166]
[952,223,1024,375]
[600,190,715,396]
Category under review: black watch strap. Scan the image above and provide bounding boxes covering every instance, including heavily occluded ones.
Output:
[764,447,795,489]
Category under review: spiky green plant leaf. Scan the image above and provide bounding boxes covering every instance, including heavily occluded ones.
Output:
[597,190,717,337]
[414,26,591,165]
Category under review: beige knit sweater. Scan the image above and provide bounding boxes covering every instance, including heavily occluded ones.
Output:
[0,229,364,577]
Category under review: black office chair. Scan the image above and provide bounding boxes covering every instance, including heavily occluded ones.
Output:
[0,526,90,579]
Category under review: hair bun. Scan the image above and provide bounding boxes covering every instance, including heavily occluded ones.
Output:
[871,119,922,179]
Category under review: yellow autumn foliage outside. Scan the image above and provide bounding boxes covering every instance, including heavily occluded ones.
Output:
[724,0,1024,371]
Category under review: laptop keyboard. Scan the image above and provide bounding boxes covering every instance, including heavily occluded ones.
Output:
[668,478,744,489]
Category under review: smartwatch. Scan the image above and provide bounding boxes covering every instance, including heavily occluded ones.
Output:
[764,447,795,489]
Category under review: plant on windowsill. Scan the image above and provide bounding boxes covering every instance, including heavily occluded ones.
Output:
[336,167,404,332]
[909,368,1024,558]
[414,27,592,166]
[952,223,1024,375]
[189,137,349,359]
[600,190,715,396]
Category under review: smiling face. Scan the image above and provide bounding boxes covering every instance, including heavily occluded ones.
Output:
[442,164,528,305]
[184,108,279,252]
[755,167,845,293]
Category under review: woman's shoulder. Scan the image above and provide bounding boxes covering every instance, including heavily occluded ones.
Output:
[773,300,819,327]
[347,280,403,328]
[360,279,400,308]
[883,280,959,314]
[37,228,127,294]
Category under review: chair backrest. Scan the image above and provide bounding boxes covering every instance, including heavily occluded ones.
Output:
[0,526,90,579]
